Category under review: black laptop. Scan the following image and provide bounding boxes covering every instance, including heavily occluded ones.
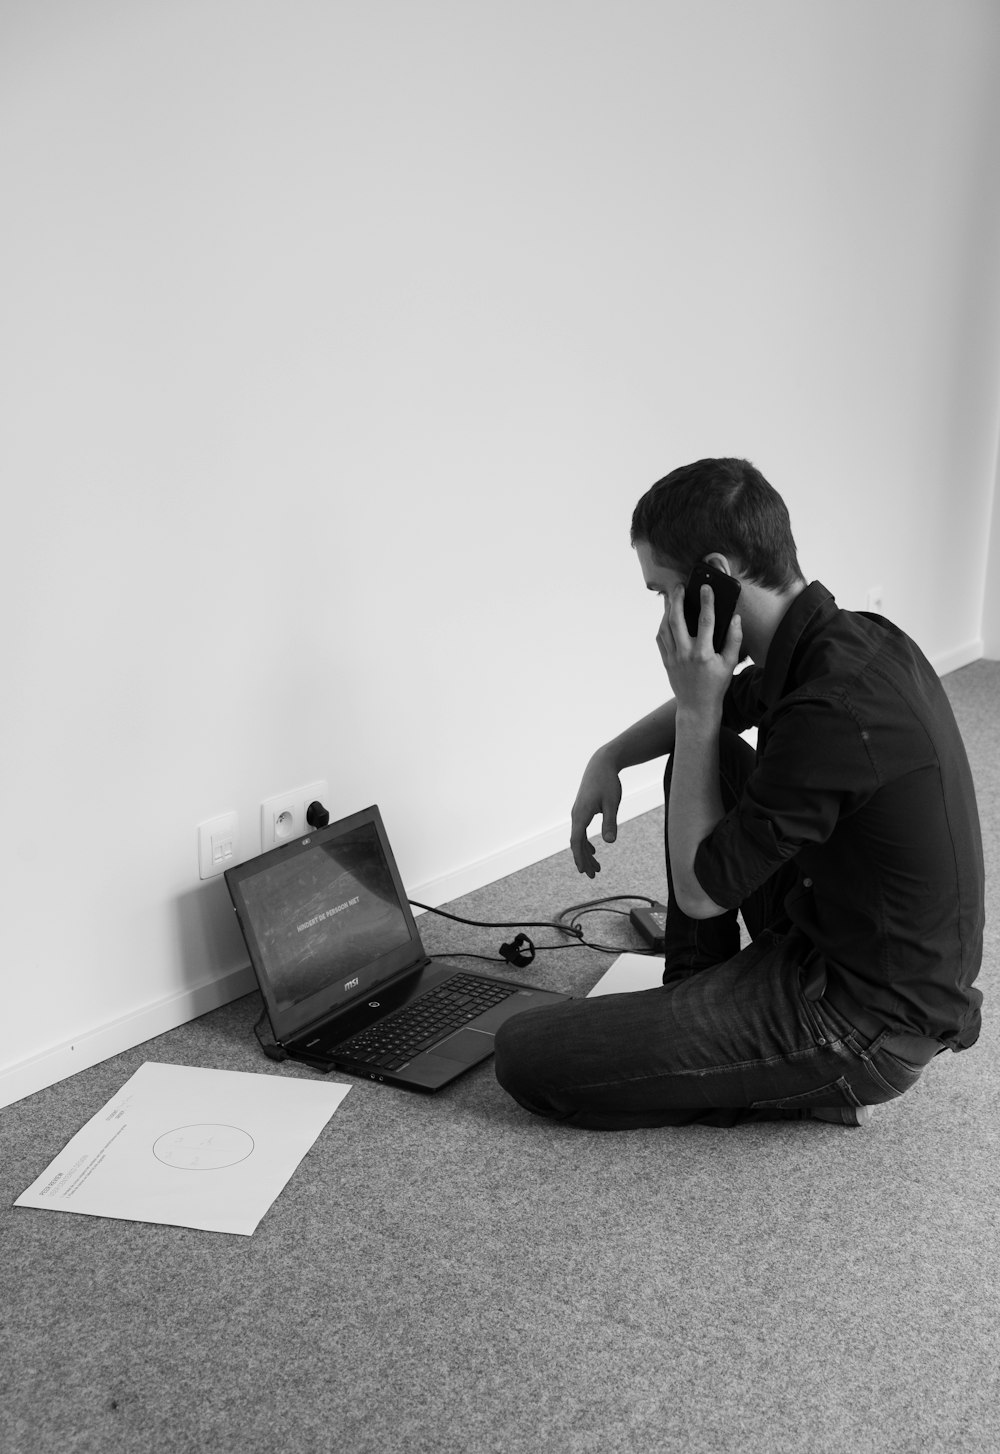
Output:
[224,804,570,1090]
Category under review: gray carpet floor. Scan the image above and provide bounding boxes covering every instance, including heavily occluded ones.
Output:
[2,660,998,1454]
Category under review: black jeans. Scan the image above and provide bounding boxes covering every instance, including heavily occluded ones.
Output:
[494,731,927,1129]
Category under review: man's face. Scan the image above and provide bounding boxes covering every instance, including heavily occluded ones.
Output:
[636,539,751,663]
[634,540,687,603]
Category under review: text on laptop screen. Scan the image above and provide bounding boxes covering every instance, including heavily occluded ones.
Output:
[237,823,412,1013]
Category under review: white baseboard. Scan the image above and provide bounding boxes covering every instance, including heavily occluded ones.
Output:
[0,963,257,1111]
[3,639,982,1113]
[409,774,665,912]
[932,640,983,676]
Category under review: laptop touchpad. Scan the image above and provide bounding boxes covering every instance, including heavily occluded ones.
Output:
[431,1027,494,1062]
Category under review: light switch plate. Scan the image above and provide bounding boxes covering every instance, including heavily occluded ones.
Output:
[197,812,240,880]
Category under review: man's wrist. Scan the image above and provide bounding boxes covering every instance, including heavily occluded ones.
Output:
[674,705,723,740]
[592,741,619,774]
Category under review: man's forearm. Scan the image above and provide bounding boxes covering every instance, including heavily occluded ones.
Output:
[603,699,678,771]
[668,707,727,919]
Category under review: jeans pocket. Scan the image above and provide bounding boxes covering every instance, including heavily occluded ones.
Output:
[750,1075,862,1112]
[858,1048,924,1100]
[797,991,846,1049]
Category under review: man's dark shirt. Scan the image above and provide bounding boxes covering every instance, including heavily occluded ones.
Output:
[694,581,984,1051]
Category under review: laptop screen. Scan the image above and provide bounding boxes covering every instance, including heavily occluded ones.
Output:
[225,805,425,1041]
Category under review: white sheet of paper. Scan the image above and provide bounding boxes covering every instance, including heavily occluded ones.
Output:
[14,1061,351,1236]
[586,952,664,997]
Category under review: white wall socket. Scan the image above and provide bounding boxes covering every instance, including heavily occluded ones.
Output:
[260,780,329,851]
[866,584,885,614]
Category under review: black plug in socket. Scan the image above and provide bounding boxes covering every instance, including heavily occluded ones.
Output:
[630,902,668,951]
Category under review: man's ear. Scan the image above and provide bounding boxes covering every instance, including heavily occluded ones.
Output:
[702,551,736,577]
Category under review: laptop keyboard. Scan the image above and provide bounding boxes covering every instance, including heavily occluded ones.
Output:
[331,973,518,1071]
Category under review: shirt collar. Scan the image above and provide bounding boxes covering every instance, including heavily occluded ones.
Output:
[759,581,835,708]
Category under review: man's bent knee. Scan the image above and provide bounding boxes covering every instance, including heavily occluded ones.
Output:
[493,1005,568,1119]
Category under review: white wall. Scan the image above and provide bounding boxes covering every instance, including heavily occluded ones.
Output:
[983,441,1000,658]
[3,0,1000,1107]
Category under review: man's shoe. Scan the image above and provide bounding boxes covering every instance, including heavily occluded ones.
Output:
[811,1104,874,1127]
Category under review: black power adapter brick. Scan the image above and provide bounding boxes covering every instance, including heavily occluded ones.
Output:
[630,902,668,951]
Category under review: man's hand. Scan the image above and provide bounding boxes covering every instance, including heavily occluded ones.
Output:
[657,583,742,718]
[660,583,738,920]
[570,748,623,878]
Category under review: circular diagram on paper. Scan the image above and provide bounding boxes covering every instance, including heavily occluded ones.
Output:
[153,1124,255,1170]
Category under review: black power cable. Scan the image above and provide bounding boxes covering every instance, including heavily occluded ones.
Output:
[407,900,584,940]
[411,894,663,962]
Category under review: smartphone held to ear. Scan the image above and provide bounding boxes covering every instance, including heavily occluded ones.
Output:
[683,563,741,653]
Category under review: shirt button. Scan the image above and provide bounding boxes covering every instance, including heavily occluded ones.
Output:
[803,878,813,888]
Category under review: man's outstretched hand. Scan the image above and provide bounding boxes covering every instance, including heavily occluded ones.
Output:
[570,748,623,878]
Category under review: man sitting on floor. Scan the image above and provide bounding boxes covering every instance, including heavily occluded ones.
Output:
[494,457,984,1128]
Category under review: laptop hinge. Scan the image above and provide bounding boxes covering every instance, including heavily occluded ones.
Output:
[254,1007,289,1062]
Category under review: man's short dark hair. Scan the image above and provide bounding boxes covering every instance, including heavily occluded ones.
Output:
[630,457,804,591]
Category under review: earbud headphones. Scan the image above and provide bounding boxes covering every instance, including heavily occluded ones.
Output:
[498,932,536,969]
